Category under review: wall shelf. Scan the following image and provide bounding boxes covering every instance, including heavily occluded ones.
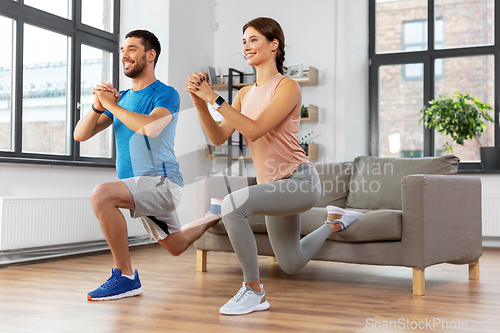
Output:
[305,142,318,160]
[291,66,318,86]
[212,82,253,90]
[211,66,318,89]
[203,145,252,160]
[203,145,227,160]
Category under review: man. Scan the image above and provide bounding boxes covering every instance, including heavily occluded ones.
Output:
[74,30,221,301]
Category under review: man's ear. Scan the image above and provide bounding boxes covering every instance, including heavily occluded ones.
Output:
[147,49,156,63]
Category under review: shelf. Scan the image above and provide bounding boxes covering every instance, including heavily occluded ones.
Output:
[212,66,318,90]
[205,143,317,160]
[203,145,228,160]
[203,145,252,160]
[212,82,253,90]
[305,142,318,160]
[290,66,318,86]
[300,104,318,122]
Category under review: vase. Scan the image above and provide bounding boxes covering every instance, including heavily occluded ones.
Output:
[480,146,500,171]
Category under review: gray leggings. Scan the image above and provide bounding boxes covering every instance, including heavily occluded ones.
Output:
[221,163,333,282]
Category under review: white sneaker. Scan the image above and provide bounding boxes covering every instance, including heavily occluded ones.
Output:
[326,205,363,231]
[219,283,270,315]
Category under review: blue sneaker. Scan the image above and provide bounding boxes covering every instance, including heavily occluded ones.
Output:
[87,268,142,301]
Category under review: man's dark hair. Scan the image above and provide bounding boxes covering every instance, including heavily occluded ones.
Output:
[125,30,161,67]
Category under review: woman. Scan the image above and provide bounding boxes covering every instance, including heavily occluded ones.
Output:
[186,17,360,315]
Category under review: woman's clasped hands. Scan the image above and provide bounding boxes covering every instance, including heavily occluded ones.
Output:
[185,72,213,104]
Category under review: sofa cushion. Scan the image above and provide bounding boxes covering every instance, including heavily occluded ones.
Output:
[314,162,352,208]
[345,155,459,210]
[300,207,402,242]
[209,207,402,243]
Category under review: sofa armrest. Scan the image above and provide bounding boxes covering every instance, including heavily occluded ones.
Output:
[401,174,482,268]
[194,175,257,220]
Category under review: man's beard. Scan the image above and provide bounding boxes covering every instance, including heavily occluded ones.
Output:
[124,54,147,78]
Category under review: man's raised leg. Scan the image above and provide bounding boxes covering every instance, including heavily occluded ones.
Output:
[157,214,221,256]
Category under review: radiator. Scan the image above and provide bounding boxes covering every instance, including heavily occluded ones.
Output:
[482,197,500,237]
[0,197,149,251]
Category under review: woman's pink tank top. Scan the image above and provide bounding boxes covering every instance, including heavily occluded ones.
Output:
[241,73,311,184]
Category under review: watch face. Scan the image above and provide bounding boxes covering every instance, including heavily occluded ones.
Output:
[215,96,225,107]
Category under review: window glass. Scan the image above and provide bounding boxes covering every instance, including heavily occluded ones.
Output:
[379,64,424,158]
[24,0,71,20]
[435,0,494,49]
[403,19,443,80]
[0,16,15,152]
[79,45,113,158]
[434,55,494,161]
[376,0,427,54]
[22,24,71,155]
[82,0,114,33]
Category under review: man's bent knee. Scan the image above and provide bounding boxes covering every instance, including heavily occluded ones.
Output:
[91,182,134,212]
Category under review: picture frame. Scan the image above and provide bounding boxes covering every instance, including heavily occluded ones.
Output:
[286,64,303,78]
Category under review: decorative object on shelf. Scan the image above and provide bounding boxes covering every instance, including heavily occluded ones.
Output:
[286,64,303,78]
[293,66,318,85]
[208,66,218,84]
[300,105,309,118]
[420,91,496,170]
[299,104,318,122]
[299,131,314,156]
[204,145,228,159]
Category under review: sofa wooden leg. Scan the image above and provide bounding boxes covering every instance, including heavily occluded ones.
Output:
[196,250,207,272]
[469,261,480,280]
[268,256,277,263]
[413,268,425,296]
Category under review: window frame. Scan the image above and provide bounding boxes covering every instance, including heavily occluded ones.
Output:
[369,0,500,172]
[0,0,119,168]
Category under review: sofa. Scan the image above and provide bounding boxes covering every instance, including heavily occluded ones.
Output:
[193,155,482,295]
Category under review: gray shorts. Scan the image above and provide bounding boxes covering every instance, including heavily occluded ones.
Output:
[122,176,183,241]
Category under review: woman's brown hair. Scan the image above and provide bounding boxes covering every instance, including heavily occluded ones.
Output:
[243,17,285,75]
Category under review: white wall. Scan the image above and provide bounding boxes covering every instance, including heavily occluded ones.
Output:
[120,0,215,224]
[343,1,370,161]
[212,0,369,163]
[167,0,215,223]
[0,163,118,197]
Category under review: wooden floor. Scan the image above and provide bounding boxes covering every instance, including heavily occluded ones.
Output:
[0,245,499,333]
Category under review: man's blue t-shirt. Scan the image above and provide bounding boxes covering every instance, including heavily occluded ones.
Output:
[104,80,183,187]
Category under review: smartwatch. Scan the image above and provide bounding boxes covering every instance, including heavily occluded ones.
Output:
[212,95,226,110]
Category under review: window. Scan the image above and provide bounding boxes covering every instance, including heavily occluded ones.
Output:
[24,0,72,19]
[403,19,443,79]
[81,0,114,33]
[0,0,119,166]
[370,0,497,168]
[0,15,15,152]
[22,24,71,155]
[79,45,113,158]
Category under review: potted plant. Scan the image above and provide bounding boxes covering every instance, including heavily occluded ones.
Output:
[420,91,497,170]
[300,105,309,119]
